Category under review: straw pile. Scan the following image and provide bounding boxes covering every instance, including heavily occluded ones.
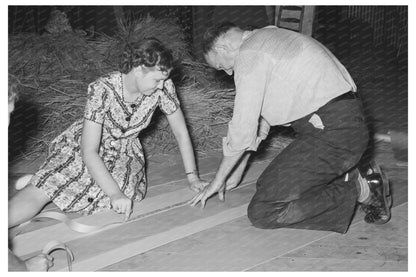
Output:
[8,16,240,160]
[92,15,192,68]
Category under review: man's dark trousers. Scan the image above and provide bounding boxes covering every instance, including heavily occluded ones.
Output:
[247,97,369,233]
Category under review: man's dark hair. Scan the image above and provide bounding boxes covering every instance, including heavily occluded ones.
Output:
[202,21,237,55]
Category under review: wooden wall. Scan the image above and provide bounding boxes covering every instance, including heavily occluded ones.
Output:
[8,6,407,59]
[344,6,407,51]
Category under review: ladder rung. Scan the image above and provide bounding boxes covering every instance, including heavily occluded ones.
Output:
[279,18,301,23]
[281,26,301,32]
[281,6,303,11]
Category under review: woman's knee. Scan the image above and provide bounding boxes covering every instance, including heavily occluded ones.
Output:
[13,184,50,205]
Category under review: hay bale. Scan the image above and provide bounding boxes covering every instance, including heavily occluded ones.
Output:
[9,32,109,83]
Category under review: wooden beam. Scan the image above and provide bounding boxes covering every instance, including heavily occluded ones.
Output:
[61,204,249,271]
[13,157,272,257]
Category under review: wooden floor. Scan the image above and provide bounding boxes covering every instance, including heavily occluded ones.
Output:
[8,138,408,272]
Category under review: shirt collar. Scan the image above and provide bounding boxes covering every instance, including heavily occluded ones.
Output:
[242,30,254,41]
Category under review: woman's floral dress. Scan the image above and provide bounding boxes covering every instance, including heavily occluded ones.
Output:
[30,72,180,215]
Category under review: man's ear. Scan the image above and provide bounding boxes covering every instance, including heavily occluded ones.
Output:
[214,43,229,54]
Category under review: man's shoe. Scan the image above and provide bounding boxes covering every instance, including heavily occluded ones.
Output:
[359,161,392,225]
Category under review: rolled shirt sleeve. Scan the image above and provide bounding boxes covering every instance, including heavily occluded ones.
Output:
[223,50,271,156]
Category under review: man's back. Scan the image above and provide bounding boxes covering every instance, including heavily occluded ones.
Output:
[234,26,356,125]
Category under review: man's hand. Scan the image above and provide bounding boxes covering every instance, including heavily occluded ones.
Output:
[189,179,226,208]
[110,193,133,221]
[225,170,244,191]
[25,254,54,271]
[189,152,247,208]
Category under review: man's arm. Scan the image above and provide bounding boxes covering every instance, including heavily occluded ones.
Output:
[225,151,251,190]
[225,118,270,190]
[190,51,271,207]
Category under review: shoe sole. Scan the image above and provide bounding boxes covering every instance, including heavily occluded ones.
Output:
[367,161,392,225]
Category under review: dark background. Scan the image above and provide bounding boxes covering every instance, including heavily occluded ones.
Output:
[8,6,407,62]
[8,5,408,157]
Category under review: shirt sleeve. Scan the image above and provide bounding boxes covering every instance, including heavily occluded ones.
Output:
[223,50,271,156]
[258,117,271,141]
[84,80,110,124]
[159,79,180,115]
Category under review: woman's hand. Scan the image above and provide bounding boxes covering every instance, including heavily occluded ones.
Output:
[188,176,210,192]
[110,193,133,221]
[189,179,225,208]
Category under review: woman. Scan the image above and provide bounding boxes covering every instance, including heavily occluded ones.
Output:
[9,38,207,227]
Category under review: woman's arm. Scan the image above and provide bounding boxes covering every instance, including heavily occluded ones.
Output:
[81,119,132,220]
[166,108,208,192]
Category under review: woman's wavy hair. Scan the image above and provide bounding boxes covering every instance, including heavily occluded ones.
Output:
[119,38,174,74]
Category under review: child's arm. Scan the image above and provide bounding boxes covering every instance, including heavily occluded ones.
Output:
[166,108,209,192]
[81,119,132,220]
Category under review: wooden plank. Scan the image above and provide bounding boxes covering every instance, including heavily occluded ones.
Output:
[66,205,248,271]
[279,18,301,23]
[14,141,407,272]
[146,157,270,197]
[302,6,315,36]
[9,156,220,236]
[41,183,258,270]
[246,203,408,271]
[247,256,407,271]
[320,203,408,248]
[281,6,303,11]
[102,216,334,271]
[12,186,197,257]
[12,155,272,257]
[17,164,267,270]
[146,152,222,187]
[8,153,222,235]
[103,204,407,271]
[282,244,407,262]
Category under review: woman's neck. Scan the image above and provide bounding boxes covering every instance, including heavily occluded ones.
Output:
[122,72,142,102]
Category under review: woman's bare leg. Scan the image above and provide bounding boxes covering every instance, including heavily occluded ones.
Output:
[8,184,51,228]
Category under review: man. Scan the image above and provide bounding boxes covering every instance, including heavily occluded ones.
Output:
[190,22,391,233]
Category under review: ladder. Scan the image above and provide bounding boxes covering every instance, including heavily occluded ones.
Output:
[275,5,305,33]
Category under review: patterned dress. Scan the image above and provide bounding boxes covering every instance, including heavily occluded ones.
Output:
[30,72,180,215]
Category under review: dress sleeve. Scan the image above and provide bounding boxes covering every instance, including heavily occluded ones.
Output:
[84,79,110,124]
[223,50,271,156]
[158,79,180,115]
